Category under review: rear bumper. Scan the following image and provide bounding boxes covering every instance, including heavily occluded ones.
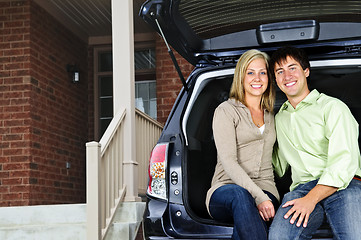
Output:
[143,198,168,239]
[143,197,333,239]
[143,197,232,239]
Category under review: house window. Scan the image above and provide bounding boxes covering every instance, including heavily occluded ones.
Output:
[135,49,155,70]
[135,48,156,119]
[94,48,113,140]
[99,75,113,137]
[94,46,156,139]
[135,80,157,119]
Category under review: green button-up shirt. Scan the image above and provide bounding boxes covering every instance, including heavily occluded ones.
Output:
[273,89,361,191]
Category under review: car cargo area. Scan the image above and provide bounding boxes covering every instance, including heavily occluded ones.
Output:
[183,61,361,237]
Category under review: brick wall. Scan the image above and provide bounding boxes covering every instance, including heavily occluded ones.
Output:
[0,0,32,206]
[0,0,88,206]
[155,35,194,124]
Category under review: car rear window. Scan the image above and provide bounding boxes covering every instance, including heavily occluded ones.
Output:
[179,0,361,39]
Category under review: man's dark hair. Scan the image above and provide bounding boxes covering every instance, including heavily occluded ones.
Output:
[269,46,310,79]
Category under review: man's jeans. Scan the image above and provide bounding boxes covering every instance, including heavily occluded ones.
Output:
[209,184,277,240]
[269,179,361,240]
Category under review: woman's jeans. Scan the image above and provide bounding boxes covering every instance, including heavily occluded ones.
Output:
[269,179,361,240]
[209,184,278,240]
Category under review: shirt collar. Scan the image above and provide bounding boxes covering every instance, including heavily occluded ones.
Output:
[280,89,320,111]
[228,98,270,117]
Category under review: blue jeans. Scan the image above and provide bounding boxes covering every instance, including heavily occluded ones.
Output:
[269,179,361,240]
[209,184,278,240]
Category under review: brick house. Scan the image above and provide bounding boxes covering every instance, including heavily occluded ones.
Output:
[0,0,193,207]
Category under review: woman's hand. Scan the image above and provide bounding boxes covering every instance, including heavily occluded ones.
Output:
[257,200,275,221]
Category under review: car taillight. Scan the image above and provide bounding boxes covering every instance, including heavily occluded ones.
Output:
[147,143,168,200]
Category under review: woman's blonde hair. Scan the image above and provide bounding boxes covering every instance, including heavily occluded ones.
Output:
[229,49,275,112]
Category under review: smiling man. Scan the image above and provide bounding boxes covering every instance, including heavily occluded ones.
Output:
[268,46,361,240]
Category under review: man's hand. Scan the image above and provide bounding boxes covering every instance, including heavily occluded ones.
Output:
[282,184,337,228]
[257,200,275,221]
[282,196,316,228]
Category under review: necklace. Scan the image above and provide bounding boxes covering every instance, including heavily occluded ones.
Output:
[249,106,264,128]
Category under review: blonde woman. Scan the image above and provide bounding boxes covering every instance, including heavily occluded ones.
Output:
[206,49,280,240]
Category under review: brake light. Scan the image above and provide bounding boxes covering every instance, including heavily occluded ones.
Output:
[147,143,168,200]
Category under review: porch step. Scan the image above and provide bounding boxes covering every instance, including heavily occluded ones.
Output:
[0,204,86,240]
[104,202,146,240]
[0,202,145,240]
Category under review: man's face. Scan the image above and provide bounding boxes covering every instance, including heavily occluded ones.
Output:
[274,56,310,104]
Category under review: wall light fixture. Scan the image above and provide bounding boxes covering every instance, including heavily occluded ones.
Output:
[66,64,79,83]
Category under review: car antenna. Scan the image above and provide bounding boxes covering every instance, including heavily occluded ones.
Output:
[154,17,189,92]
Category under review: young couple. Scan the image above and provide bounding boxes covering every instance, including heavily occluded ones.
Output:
[206,47,361,240]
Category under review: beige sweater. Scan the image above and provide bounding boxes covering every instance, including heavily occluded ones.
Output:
[206,99,280,215]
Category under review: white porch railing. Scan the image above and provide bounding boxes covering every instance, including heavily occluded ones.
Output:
[86,108,163,240]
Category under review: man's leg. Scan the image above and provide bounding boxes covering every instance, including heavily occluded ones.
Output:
[209,184,268,240]
[322,179,361,239]
[269,180,325,240]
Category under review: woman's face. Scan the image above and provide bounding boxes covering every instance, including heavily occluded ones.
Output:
[243,58,269,98]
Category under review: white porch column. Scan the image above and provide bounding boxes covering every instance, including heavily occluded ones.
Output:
[111,0,140,202]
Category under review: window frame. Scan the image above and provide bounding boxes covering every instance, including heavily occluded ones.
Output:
[94,46,113,140]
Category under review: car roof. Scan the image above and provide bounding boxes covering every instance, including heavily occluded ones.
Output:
[140,0,361,65]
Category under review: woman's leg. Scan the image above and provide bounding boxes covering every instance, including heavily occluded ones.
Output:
[209,184,268,240]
